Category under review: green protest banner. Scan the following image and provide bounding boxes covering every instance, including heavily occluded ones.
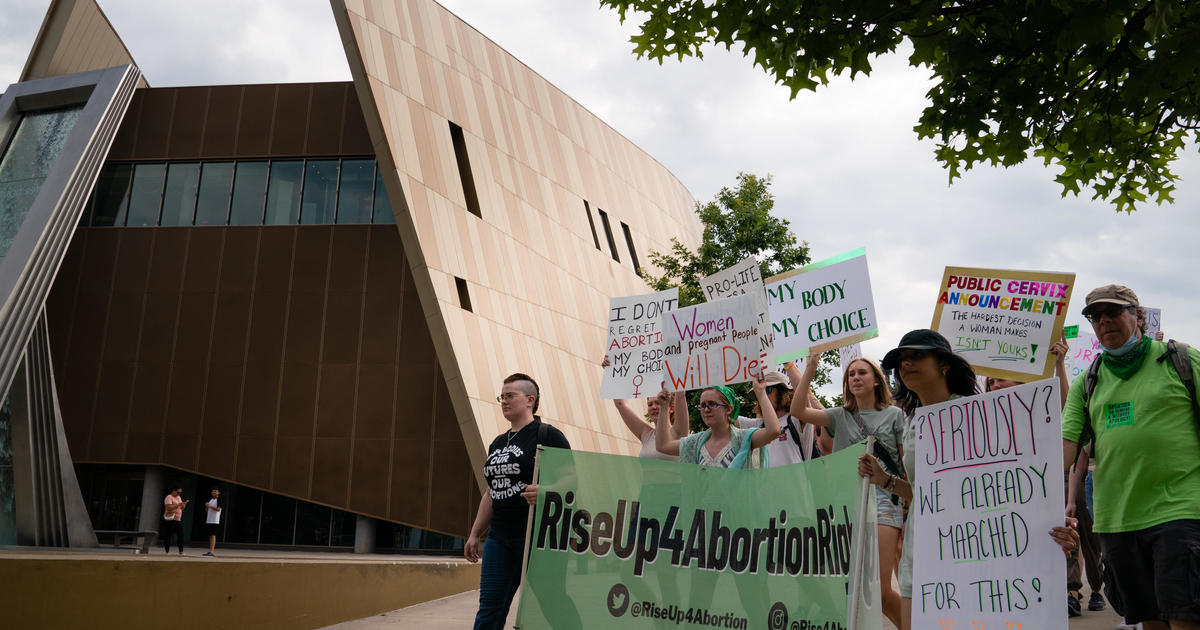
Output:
[515,446,879,630]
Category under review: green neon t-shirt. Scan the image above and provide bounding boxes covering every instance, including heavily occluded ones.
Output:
[1061,340,1200,533]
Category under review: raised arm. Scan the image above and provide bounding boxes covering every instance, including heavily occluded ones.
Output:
[1050,336,1070,408]
[749,372,780,447]
[654,388,682,456]
[671,391,689,440]
[788,356,833,427]
[613,399,653,441]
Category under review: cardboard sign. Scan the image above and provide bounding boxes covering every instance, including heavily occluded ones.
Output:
[601,288,679,399]
[911,379,1067,630]
[1144,307,1161,335]
[839,343,863,367]
[932,267,1075,380]
[661,294,763,391]
[700,256,774,366]
[1062,329,1103,382]
[765,248,879,363]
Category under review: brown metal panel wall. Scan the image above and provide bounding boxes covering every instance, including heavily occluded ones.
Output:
[45,225,479,537]
[106,82,374,161]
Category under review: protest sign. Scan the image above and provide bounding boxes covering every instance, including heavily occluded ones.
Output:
[932,267,1075,380]
[838,343,863,367]
[700,256,774,366]
[516,446,880,630]
[765,248,879,363]
[1144,307,1161,335]
[661,294,764,391]
[911,379,1067,630]
[1062,329,1103,382]
[601,288,679,399]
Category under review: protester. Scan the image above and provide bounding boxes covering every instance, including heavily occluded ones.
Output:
[654,372,779,468]
[858,329,1079,630]
[603,354,688,460]
[738,362,823,465]
[791,355,906,628]
[465,373,571,630]
[161,487,188,555]
[1061,285,1200,630]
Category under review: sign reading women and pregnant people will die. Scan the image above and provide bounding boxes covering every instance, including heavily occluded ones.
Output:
[932,267,1075,381]
[765,247,878,363]
[911,379,1067,630]
[601,288,679,399]
[661,293,763,391]
[699,256,774,366]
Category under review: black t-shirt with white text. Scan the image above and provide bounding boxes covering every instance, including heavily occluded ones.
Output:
[484,419,570,537]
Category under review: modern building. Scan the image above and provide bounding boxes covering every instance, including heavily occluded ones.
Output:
[0,0,701,553]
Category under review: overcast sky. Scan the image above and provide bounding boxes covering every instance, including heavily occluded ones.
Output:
[4,0,1197,390]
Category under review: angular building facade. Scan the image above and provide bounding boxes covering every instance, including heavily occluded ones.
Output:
[0,0,701,551]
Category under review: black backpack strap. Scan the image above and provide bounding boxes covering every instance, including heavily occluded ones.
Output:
[1157,340,1200,434]
[537,420,549,445]
[1078,356,1103,465]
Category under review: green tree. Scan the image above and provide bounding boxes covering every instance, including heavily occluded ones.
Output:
[600,0,1200,212]
[641,172,840,430]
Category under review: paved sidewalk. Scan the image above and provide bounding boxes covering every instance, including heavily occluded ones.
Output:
[324,585,1127,630]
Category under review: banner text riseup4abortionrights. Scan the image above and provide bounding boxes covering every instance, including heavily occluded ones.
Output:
[535,493,855,578]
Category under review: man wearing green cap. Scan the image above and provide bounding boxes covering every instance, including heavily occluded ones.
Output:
[1061,284,1200,630]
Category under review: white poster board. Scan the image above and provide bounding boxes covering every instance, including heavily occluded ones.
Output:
[600,288,679,399]
[838,343,863,367]
[932,267,1075,381]
[1062,326,1103,382]
[661,293,763,391]
[765,248,878,363]
[700,256,774,366]
[911,379,1066,630]
[1144,307,1162,336]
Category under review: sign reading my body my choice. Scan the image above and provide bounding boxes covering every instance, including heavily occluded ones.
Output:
[911,379,1067,630]
[601,288,679,399]
[661,293,763,391]
[765,247,879,363]
[932,267,1075,381]
[699,256,774,367]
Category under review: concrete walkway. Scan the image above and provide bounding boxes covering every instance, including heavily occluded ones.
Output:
[323,585,1127,630]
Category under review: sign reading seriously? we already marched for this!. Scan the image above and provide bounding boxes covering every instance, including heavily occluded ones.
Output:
[911,379,1067,630]
[661,294,764,391]
[932,267,1075,381]
[600,288,679,399]
[765,248,879,363]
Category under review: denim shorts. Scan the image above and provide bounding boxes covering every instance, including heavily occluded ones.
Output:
[1100,518,1200,624]
[875,487,904,529]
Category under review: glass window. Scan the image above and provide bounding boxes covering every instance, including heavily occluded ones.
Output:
[229,161,268,225]
[159,162,200,226]
[264,160,302,225]
[330,510,357,547]
[295,502,331,546]
[125,163,167,226]
[225,486,262,544]
[0,106,82,257]
[89,163,134,227]
[336,159,374,224]
[259,493,296,545]
[300,160,338,224]
[372,167,394,224]
[194,162,234,225]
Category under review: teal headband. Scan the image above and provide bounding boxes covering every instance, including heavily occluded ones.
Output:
[711,385,740,421]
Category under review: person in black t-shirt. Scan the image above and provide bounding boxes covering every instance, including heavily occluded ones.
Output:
[466,373,570,630]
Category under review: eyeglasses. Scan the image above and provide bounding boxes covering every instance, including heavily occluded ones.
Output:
[897,349,930,363]
[1085,304,1133,323]
[496,392,531,403]
[697,401,729,410]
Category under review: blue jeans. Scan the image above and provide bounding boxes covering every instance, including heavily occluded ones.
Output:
[473,528,524,630]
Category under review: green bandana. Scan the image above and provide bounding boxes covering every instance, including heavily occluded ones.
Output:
[1101,335,1152,380]
[712,385,741,421]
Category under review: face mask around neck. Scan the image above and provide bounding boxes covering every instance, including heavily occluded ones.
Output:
[1105,330,1142,356]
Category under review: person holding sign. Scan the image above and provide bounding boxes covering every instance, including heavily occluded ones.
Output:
[1061,285,1200,630]
[791,355,907,628]
[602,354,689,460]
[654,373,779,469]
[466,373,571,630]
[737,363,824,465]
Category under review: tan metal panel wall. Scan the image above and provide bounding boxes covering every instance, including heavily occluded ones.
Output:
[45,226,479,537]
[21,0,148,87]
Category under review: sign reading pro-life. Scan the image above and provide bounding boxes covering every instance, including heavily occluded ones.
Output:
[765,247,879,363]
[699,256,773,366]
[661,293,762,391]
[932,267,1075,380]
[601,288,679,399]
[911,379,1066,630]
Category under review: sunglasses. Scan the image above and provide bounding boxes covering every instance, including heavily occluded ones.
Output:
[897,349,930,362]
[697,401,729,410]
[1085,304,1133,323]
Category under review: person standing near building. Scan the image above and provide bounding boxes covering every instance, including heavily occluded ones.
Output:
[1062,285,1200,630]
[203,488,221,557]
[162,487,188,555]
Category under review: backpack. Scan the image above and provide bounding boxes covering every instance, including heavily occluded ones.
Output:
[1077,339,1200,465]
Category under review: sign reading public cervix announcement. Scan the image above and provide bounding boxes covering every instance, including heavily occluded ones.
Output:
[765,248,879,363]
[661,293,763,391]
[911,379,1067,630]
[932,267,1075,381]
[515,447,880,630]
[699,256,774,367]
[600,288,679,400]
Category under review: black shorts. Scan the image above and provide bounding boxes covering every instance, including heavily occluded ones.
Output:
[204,523,221,537]
[1100,518,1200,624]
